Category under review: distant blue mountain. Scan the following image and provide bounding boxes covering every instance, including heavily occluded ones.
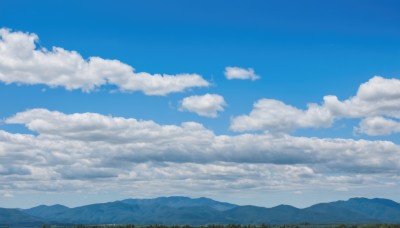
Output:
[1,196,399,227]
[302,202,379,224]
[22,197,233,225]
[327,197,400,223]
[23,204,70,219]
[121,196,237,211]
[0,208,46,227]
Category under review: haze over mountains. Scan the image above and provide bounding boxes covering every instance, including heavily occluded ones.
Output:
[1,197,400,227]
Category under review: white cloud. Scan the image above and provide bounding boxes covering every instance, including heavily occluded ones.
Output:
[4,109,400,171]
[224,66,260,81]
[231,76,400,134]
[323,76,400,119]
[230,99,333,132]
[1,108,400,197]
[0,28,209,95]
[0,109,400,171]
[180,94,226,118]
[355,116,400,136]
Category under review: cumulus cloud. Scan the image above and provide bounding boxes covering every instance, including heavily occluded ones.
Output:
[355,116,400,136]
[179,94,226,117]
[4,109,400,170]
[0,109,400,178]
[323,76,400,118]
[1,109,400,196]
[224,66,260,81]
[230,99,333,132]
[0,28,209,95]
[231,76,400,135]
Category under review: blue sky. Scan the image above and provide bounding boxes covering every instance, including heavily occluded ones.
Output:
[0,0,400,208]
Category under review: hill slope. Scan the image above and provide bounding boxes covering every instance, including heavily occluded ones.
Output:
[0,208,46,227]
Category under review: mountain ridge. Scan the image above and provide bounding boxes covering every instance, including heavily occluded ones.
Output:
[1,196,400,227]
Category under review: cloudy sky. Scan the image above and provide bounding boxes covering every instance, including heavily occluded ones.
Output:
[1,0,400,209]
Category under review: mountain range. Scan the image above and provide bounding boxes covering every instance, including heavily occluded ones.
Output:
[1,196,400,227]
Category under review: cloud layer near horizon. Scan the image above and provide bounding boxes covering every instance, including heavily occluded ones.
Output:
[1,108,400,197]
[0,28,209,95]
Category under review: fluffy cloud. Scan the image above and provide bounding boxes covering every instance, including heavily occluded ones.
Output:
[355,116,400,136]
[0,28,209,95]
[4,109,400,171]
[323,76,400,118]
[180,94,226,117]
[0,109,400,185]
[230,99,333,132]
[1,109,400,196]
[231,76,400,135]
[224,66,260,80]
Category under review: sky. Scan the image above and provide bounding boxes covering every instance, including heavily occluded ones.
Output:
[0,0,400,209]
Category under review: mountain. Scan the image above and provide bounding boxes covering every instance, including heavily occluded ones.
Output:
[0,208,46,227]
[121,196,237,211]
[24,200,228,225]
[39,201,142,224]
[222,205,304,224]
[23,204,70,220]
[4,196,400,227]
[327,197,400,223]
[222,204,379,224]
[302,203,379,224]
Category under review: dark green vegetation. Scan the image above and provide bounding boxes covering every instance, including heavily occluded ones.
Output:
[1,197,400,227]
